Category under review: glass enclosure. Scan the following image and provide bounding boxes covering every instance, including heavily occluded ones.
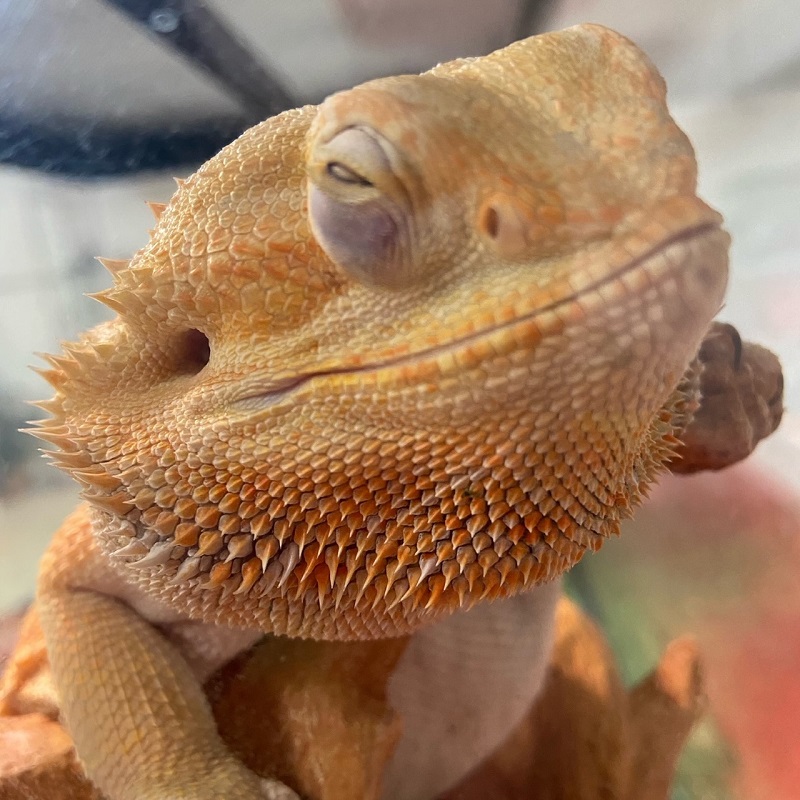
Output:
[1,2,798,798]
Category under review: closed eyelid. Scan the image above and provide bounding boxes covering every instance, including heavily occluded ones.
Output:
[319,127,392,184]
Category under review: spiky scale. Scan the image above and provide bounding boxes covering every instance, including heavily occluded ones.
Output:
[96,257,130,276]
[47,450,93,469]
[196,531,224,557]
[72,469,122,492]
[260,561,283,596]
[206,561,232,588]
[29,365,68,390]
[27,397,64,415]
[233,558,262,596]
[100,287,149,316]
[111,539,149,559]
[146,202,168,221]
[130,541,175,569]
[82,492,133,517]
[277,543,300,588]
[168,557,202,585]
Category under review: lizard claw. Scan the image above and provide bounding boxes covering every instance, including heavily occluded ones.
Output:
[259,778,301,800]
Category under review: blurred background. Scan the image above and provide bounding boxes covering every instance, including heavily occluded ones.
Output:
[0,1,797,797]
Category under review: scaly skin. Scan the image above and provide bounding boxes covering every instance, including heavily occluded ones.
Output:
[4,25,729,800]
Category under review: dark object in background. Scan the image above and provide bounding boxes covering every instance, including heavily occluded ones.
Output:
[0,0,552,176]
[104,0,295,120]
[0,115,248,177]
[0,0,294,176]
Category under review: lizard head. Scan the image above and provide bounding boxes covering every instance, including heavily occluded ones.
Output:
[33,25,728,638]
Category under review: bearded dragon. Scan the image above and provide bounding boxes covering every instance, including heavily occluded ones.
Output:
[1,24,740,800]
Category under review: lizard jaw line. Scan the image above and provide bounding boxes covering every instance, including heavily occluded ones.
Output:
[234,221,724,410]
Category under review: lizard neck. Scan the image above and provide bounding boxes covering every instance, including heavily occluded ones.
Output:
[384,579,561,799]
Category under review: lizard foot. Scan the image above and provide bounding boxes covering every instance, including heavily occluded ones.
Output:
[672,321,783,473]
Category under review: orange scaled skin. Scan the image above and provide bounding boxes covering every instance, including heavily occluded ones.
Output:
[5,25,727,800]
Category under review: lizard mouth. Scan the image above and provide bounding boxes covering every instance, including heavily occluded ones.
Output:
[234,219,727,410]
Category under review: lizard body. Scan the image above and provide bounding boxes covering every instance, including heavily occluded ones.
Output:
[3,25,730,799]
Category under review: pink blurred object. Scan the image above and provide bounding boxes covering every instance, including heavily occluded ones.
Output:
[616,458,800,799]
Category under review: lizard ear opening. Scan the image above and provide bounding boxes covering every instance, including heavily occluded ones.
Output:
[477,194,533,258]
[176,329,210,375]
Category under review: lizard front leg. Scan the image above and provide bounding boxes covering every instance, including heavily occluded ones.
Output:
[671,321,783,473]
[36,508,298,800]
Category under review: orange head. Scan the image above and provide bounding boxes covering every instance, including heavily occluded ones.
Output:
[33,25,728,638]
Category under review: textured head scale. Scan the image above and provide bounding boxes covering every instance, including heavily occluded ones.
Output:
[32,25,727,639]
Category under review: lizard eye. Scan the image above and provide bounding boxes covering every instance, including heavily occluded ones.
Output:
[307,183,399,287]
[320,127,390,189]
[308,125,412,288]
[327,161,373,186]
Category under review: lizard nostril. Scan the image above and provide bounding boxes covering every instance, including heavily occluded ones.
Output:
[481,205,500,239]
[177,329,211,375]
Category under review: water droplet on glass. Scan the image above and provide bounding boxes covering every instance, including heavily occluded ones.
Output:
[149,8,180,34]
